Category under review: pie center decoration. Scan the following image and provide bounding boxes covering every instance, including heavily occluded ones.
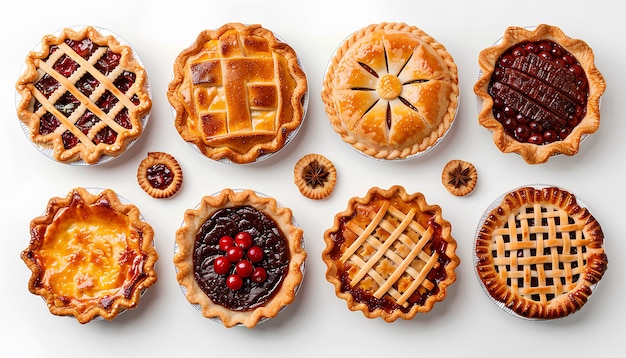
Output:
[376,74,403,100]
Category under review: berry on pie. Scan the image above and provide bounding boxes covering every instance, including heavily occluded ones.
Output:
[293,153,337,200]
[20,187,158,324]
[321,22,459,160]
[474,24,606,164]
[16,26,152,165]
[167,23,308,164]
[474,186,608,319]
[137,151,183,199]
[174,189,307,328]
[322,185,460,321]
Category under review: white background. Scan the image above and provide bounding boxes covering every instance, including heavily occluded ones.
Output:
[1,0,623,356]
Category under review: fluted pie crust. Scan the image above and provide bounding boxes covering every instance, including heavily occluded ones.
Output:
[167,23,308,164]
[174,189,306,328]
[322,22,459,160]
[322,186,459,321]
[475,186,608,319]
[474,24,605,164]
[20,188,158,324]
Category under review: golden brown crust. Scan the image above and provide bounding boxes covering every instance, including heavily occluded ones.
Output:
[174,188,306,328]
[167,23,308,164]
[15,26,152,164]
[475,186,608,319]
[322,185,459,321]
[321,22,459,160]
[293,153,337,200]
[137,152,183,199]
[20,187,158,324]
[474,24,605,164]
[441,159,477,196]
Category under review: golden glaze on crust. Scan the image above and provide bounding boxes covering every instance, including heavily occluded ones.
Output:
[322,22,459,160]
[16,26,152,164]
[174,189,306,328]
[474,24,605,164]
[167,23,308,164]
[475,186,608,319]
[20,188,158,324]
[322,186,459,321]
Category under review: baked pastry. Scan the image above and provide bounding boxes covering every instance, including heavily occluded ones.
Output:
[321,22,459,160]
[20,187,158,324]
[475,186,608,319]
[137,152,183,198]
[167,23,308,164]
[322,185,459,321]
[441,159,477,196]
[474,24,605,164]
[16,26,152,164]
[174,188,306,328]
[293,153,337,200]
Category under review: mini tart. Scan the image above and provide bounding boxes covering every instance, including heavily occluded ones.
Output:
[322,185,459,321]
[137,152,183,199]
[167,23,308,164]
[321,22,459,160]
[474,24,606,164]
[174,188,306,328]
[16,26,152,165]
[293,153,337,200]
[475,186,608,320]
[20,187,158,324]
[441,159,477,196]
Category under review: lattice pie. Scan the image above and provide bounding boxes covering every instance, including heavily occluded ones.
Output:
[475,186,608,319]
[322,186,459,321]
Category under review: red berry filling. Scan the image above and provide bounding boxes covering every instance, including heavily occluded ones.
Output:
[213,232,267,291]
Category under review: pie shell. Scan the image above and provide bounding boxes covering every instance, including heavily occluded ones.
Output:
[20,187,158,324]
[474,24,606,164]
[293,153,337,200]
[137,151,183,199]
[15,26,152,165]
[474,186,608,320]
[167,23,308,164]
[174,188,306,328]
[322,185,460,321]
[441,159,477,196]
[321,22,459,160]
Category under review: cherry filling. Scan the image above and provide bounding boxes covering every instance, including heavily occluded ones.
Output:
[146,163,174,190]
[488,40,588,145]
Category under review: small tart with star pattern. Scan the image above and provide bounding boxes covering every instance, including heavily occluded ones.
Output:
[293,153,337,200]
[441,160,477,196]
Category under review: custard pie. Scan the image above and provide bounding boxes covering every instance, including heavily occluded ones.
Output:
[167,23,308,164]
[474,24,605,164]
[321,22,459,160]
[16,26,152,165]
[174,189,306,328]
[20,187,158,323]
[322,185,459,321]
[475,186,608,319]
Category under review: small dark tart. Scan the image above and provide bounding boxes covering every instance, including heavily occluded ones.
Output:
[137,152,183,198]
[174,189,306,328]
[322,186,459,321]
[475,24,605,164]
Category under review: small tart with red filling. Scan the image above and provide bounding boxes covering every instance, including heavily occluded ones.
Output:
[20,187,158,324]
[474,24,605,164]
[322,185,459,321]
[174,189,306,328]
[137,152,183,198]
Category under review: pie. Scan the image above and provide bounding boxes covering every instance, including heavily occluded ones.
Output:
[167,23,308,164]
[174,188,307,328]
[475,186,608,319]
[321,22,459,160]
[15,26,152,165]
[441,159,477,196]
[20,187,158,324]
[474,24,606,164]
[293,153,337,200]
[137,151,183,199]
[322,185,460,321]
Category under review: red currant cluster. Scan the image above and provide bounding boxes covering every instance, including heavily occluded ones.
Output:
[213,232,267,290]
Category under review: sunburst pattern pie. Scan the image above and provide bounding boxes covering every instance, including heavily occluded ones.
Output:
[20,187,158,324]
[322,185,459,321]
[474,186,608,320]
[474,24,606,164]
[321,22,459,160]
[167,23,308,164]
[174,189,306,328]
[16,26,152,165]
